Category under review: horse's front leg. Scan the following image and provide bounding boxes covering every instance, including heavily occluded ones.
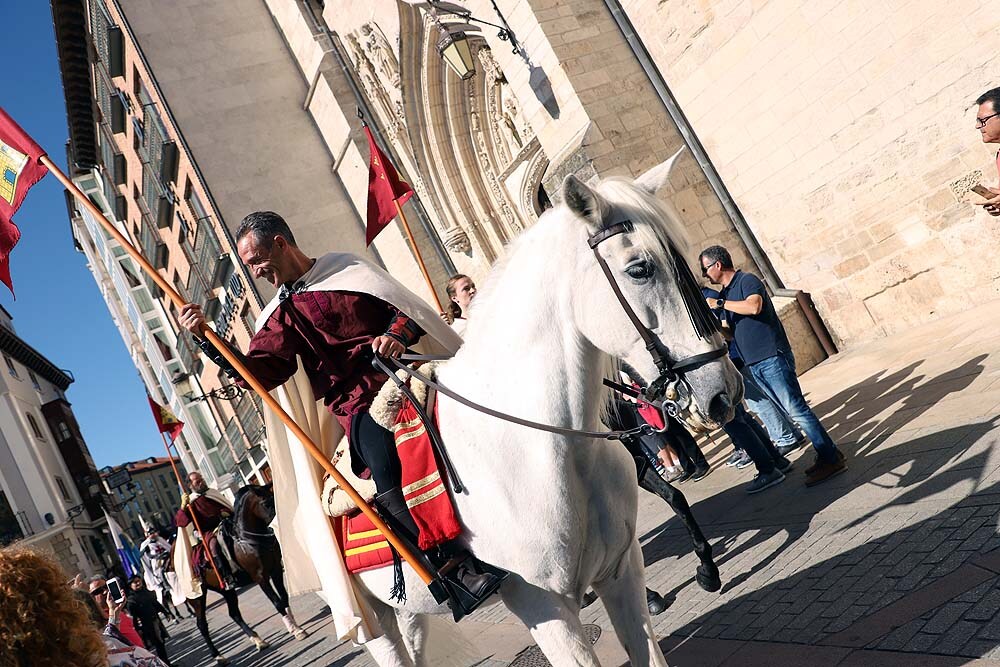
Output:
[638,465,721,592]
[190,594,227,664]
[222,587,269,651]
[500,577,601,667]
[594,543,669,667]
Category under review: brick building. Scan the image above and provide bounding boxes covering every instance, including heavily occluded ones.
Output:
[101,456,187,541]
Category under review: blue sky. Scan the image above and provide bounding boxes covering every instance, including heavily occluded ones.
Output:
[3,3,165,467]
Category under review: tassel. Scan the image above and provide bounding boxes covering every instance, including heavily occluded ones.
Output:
[389,547,407,602]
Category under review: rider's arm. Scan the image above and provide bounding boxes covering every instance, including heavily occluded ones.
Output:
[383,309,423,347]
[192,311,300,391]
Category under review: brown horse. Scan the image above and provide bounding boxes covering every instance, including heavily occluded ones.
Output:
[223,484,307,639]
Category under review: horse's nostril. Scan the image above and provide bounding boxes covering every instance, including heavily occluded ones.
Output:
[708,392,732,424]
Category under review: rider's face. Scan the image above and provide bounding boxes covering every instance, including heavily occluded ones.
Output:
[189,473,208,493]
[451,277,477,312]
[238,234,295,288]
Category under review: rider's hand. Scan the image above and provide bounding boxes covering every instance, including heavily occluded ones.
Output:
[178,304,207,335]
[180,492,190,509]
[372,335,405,359]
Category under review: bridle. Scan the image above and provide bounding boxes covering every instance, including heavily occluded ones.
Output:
[587,220,726,419]
[375,217,728,439]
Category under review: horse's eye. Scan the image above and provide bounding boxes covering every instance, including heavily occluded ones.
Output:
[625,261,655,281]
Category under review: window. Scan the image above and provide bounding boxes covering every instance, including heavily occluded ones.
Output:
[28,371,40,392]
[4,355,18,379]
[154,497,163,510]
[144,500,152,513]
[54,476,72,502]
[146,479,154,490]
[57,422,72,441]
[158,473,169,489]
[26,414,44,440]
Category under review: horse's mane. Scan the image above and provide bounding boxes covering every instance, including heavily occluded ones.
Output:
[463,175,698,426]
[232,485,261,517]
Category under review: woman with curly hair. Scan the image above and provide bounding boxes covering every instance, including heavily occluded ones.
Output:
[0,547,167,667]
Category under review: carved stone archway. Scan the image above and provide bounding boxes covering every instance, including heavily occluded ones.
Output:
[343,5,548,274]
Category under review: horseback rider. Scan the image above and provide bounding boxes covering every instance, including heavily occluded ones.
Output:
[175,471,239,589]
[177,211,503,607]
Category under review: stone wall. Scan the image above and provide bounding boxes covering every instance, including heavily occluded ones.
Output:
[620,0,1000,347]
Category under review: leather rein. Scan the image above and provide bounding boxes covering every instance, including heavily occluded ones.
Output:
[373,219,727,442]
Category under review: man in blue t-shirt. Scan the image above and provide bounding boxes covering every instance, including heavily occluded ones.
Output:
[699,245,846,486]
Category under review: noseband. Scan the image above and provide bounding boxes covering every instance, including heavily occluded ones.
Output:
[587,221,726,419]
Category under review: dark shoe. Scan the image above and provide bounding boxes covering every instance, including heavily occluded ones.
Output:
[674,468,695,484]
[690,465,711,482]
[805,455,847,487]
[725,450,743,467]
[582,590,599,608]
[805,449,845,476]
[734,451,754,469]
[746,469,785,494]
[777,436,809,457]
[774,456,793,473]
[647,589,668,615]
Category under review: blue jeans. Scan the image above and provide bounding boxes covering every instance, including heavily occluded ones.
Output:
[748,352,839,463]
[739,364,802,448]
[723,403,780,475]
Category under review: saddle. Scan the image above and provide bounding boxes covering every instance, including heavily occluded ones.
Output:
[320,362,439,518]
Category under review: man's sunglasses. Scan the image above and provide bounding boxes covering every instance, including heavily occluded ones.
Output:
[701,260,718,277]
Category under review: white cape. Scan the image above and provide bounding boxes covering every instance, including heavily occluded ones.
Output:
[260,252,461,644]
[171,488,234,602]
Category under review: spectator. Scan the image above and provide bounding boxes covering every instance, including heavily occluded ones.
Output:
[88,575,145,649]
[445,274,477,335]
[974,87,1000,216]
[0,546,166,667]
[700,245,847,486]
[125,576,172,665]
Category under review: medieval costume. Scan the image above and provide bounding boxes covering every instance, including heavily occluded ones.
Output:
[172,487,237,592]
[193,252,502,643]
[139,531,180,622]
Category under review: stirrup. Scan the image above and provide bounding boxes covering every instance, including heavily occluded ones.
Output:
[433,553,509,622]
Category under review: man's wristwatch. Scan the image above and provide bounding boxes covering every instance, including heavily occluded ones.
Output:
[716,298,725,309]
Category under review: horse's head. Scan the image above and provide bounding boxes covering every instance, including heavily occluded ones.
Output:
[559,150,743,431]
[236,483,276,526]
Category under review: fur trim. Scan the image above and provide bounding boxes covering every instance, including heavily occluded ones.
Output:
[369,362,438,430]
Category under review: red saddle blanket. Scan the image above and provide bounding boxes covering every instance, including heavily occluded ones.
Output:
[339,399,461,574]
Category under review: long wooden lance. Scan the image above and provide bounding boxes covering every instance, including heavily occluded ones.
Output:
[41,155,437,586]
[157,430,227,590]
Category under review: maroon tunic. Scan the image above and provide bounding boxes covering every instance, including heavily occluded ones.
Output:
[227,291,421,432]
[174,495,230,533]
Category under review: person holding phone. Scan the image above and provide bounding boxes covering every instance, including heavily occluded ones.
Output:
[974,87,1000,216]
[88,575,145,649]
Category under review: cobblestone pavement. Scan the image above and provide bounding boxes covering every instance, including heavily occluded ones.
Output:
[176,306,1000,665]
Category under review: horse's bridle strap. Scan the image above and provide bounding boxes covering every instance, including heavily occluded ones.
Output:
[588,223,668,371]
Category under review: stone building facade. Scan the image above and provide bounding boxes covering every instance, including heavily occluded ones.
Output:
[56,0,1000,440]
[101,456,188,542]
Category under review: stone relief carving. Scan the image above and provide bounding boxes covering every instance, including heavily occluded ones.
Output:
[444,227,472,253]
[346,32,409,151]
[360,23,401,90]
[478,48,505,83]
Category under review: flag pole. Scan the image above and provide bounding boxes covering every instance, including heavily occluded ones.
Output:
[41,155,437,586]
[393,199,445,314]
[158,430,227,590]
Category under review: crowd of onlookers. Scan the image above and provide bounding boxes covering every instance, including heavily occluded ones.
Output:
[0,545,186,667]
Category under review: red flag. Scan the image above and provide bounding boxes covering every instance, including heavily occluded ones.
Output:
[0,107,49,296]
[147,395,185,441]
[364,124,412,245]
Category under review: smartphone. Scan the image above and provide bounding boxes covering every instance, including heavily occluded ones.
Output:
[106,577,125,604]
[971,184,995,198]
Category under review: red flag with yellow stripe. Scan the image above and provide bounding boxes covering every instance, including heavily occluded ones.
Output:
[147,395,184,441]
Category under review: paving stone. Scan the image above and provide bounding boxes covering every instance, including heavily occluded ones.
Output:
[875,618,927,651]
[932,620,983,655]
[956,579,999,603]
[905,632,945,653]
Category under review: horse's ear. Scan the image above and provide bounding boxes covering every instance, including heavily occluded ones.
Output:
[634,146,686,196]
[561,174,608,227]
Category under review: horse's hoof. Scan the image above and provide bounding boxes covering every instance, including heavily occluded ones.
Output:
[696,563,722,592]
[293,628,309,640]
[646,590,669,615]
[251,635,270,651]
[214,657,229,666]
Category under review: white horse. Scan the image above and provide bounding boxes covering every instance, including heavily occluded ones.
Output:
[356,156,743,666]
